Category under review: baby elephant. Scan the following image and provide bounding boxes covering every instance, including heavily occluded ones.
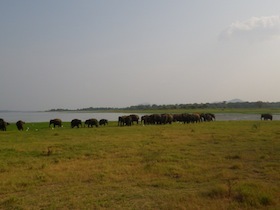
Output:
[99,119,108,126]
[71,119,82,128]
[16,120,25,131]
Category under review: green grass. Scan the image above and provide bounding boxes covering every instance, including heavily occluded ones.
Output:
[0,121,279,209]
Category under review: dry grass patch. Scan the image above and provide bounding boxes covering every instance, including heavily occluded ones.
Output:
[0,121,279,209]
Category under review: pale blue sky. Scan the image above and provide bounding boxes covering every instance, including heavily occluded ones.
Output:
[1,1,280,110]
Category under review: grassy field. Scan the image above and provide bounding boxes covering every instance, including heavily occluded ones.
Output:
[0,121,279,209]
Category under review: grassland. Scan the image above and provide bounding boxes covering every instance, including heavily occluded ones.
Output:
[0,121,279,209]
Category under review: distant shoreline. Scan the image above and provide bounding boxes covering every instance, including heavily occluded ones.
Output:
[2,108,280,115]
[46,101,280,113]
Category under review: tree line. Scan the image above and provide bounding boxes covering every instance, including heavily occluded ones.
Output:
[48,101,280,112]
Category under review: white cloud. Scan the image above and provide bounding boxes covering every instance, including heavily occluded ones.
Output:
[220,16,280,41]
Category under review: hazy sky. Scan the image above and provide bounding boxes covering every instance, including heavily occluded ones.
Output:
[1,1,280,111]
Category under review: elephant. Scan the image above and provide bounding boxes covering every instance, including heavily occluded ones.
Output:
[118,116,132,126]
[161,113,173,124]
[49,119,62,128]
[99,119,108,126]
[200,113,214,122]
[172,114,183,122]
[181,113,192,124]
[85,118,98,127]
[16,120,25,131]
[191,113,201,123]
[118,116,123,126]
[206,113,215,121]
[71,119,82,128]
[129,114,139,124]
[0,118,9,131]
[124,116,132,126]
[118,116,127,126]
[261,114,273,120]
[200,113,206,121]
[149,114,162,124]
[141,115,151,125]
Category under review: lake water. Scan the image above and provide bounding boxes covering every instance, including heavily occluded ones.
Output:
[0,111,132,123]
[0,111,279,123]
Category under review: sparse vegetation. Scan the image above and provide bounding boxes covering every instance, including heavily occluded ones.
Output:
[0,121,279,209]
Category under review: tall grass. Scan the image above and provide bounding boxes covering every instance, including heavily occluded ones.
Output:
[0,121,279,209]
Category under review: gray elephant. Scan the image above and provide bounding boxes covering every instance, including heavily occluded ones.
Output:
[71,119,82,128]
[172,114,183,122]
[85,118,98,127]
[161,114,173,124]
[16,120,25,131]
[149,114,162,124]
[49,119,62,128]
[191,113,201,123]
[129,114,139,124]
[202,113,215,121]
[0,118,9,131]
[124,116,132,126]
[118,116,132,126]
[118,116,124,126]
[181,113,192,124]
[99,119,108,126]
[141,115,151,125]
